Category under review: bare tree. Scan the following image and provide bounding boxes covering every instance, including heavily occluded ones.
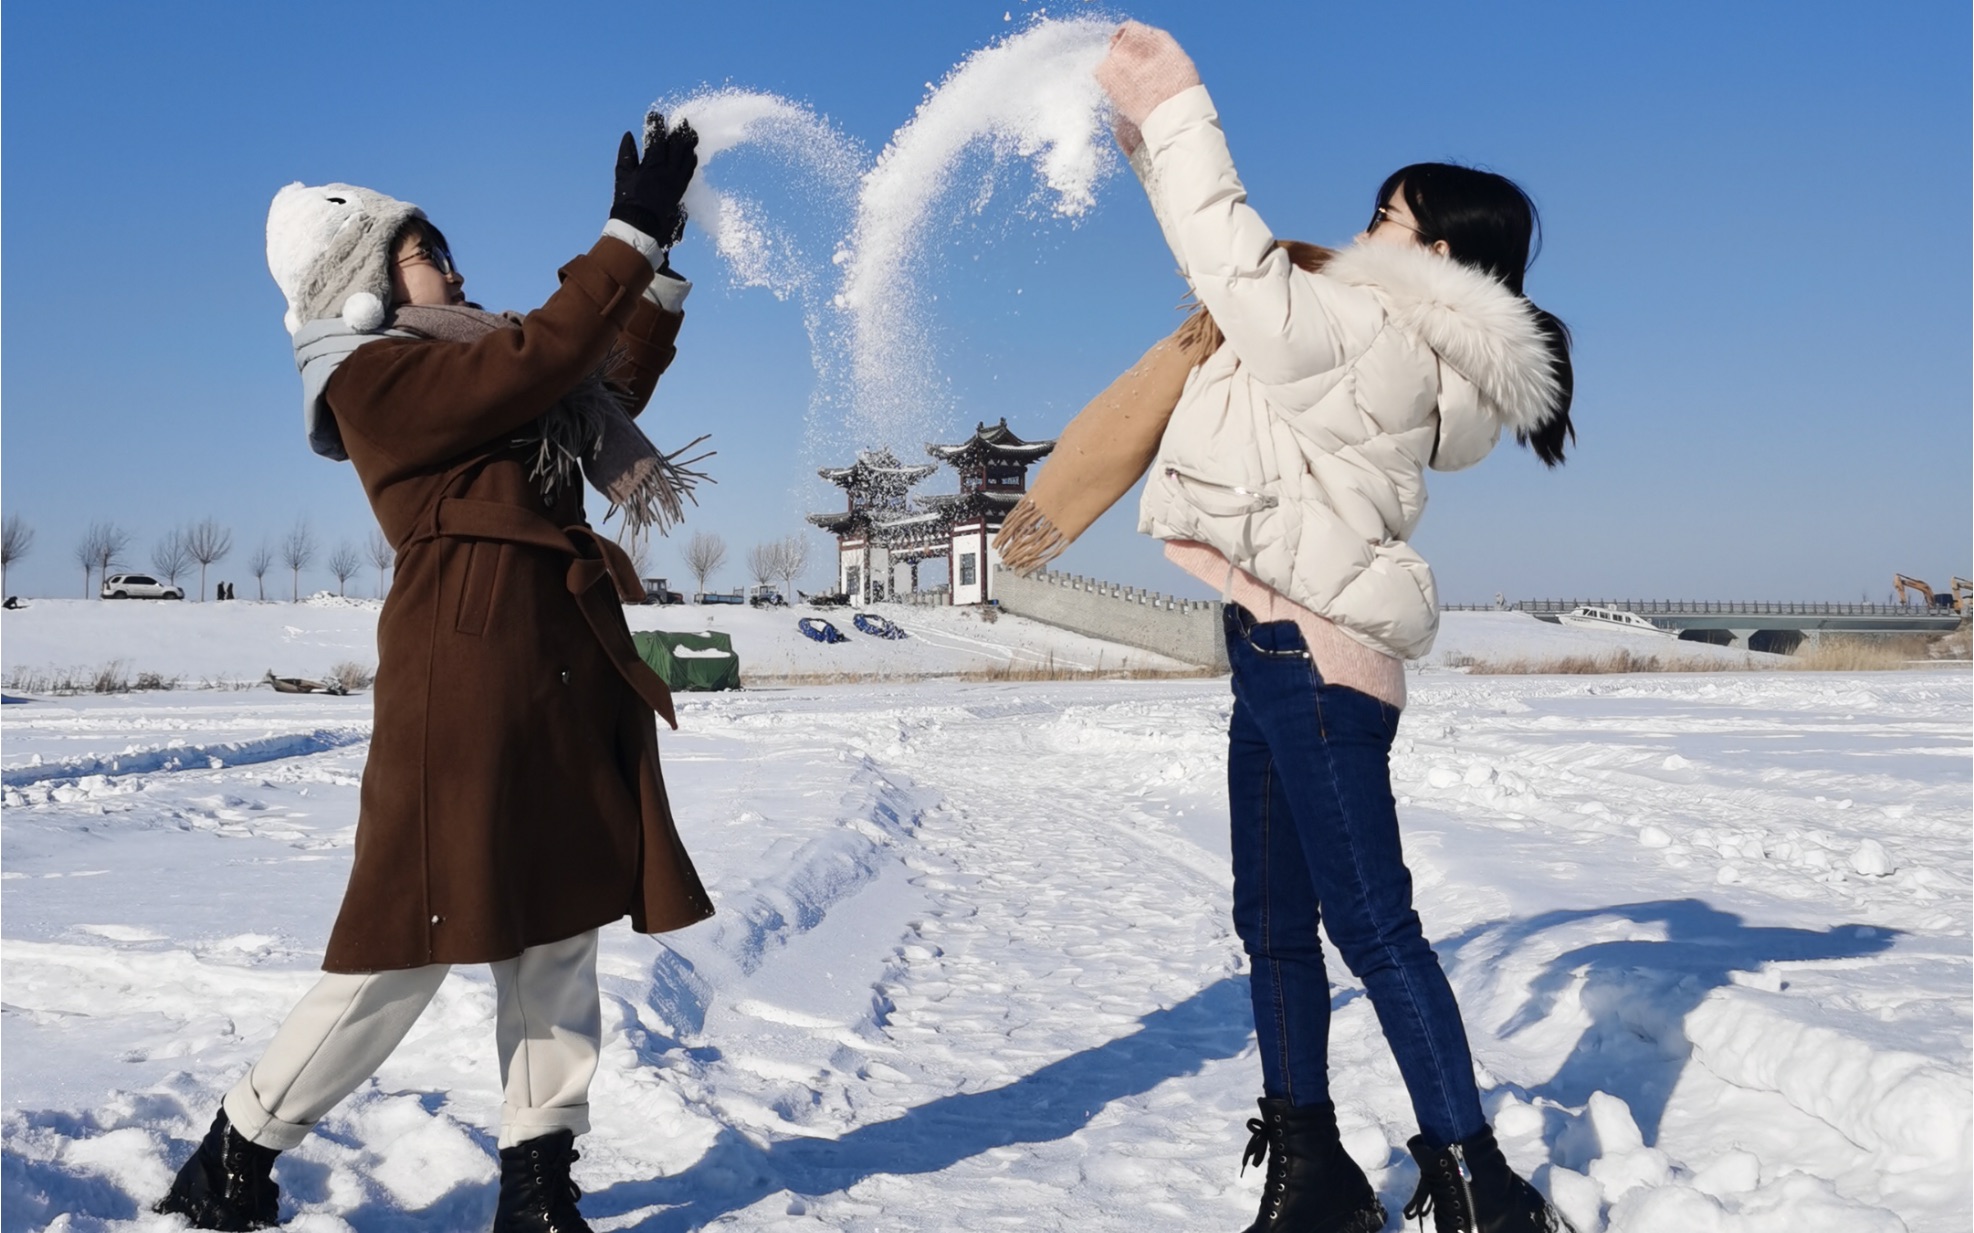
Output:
[281,518,317,602]
[183,517,233,601]
[1,514,32,596]
[746,541,779,595]
[75,525,106,597]
[327,542,362,596]
[773,534,812,601]
[149,528,193,587]
[365,528,395,598]
[682,530,726,597]
[248,542,275,601]
[615,523,652,579]
[76,522,133,598]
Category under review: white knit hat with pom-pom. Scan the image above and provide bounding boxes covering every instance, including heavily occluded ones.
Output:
[266,182,426,336]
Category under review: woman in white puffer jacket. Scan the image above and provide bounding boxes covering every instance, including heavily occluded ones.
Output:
[1097,23,1578,1233]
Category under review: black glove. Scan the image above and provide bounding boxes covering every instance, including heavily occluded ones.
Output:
[610,112,698,248]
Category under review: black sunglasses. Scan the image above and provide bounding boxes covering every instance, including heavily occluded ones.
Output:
[397,240,458,278]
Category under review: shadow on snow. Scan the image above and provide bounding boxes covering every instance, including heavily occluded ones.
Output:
[588,975,1256,1230]
[1447,897,1898,1147]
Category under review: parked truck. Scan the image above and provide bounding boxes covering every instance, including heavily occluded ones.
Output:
[641,577,685,605]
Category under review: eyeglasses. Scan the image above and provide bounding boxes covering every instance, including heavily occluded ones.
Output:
[396,241,458,278]
[1369,204,1424,238]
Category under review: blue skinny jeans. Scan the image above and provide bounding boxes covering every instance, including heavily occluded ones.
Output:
[1224,604,1485,1146]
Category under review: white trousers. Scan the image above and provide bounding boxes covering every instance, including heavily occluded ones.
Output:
[223,930,601,1151]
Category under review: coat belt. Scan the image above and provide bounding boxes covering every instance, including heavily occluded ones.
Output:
[411,497,677,729]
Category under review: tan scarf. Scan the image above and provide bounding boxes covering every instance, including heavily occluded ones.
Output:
[995,242,1333,573]
[391,304,713,536]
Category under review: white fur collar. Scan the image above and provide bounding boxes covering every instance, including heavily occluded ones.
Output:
[1323,241,1563,432]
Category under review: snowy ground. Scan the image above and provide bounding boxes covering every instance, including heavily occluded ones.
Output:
[2,605,1969,1232]
[0,599,1773,691]
[623,602,1199,677]
[0,598,1194,685]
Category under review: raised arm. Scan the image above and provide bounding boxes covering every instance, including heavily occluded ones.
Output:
[1099,24,1352,391]
[328,237,655,469]
[607,272,689,418]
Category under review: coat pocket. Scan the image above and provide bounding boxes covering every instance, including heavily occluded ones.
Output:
[1162,466,1279,518]
[1159,465,1283,572]
[453,541,506,636]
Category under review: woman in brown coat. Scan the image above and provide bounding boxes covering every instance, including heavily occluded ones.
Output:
[158,120,712,1233]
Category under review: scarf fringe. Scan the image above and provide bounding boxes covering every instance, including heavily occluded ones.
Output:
[522,349,623,498]
[390,306,714,535]
[605,434,717,540]
[994,498,1069,575]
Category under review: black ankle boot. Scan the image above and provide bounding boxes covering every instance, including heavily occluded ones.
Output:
[1240,1097,1386,1233]
[153,1109,283,1230]
[1403,1128,1576,1233]
[492,1129,593,1233]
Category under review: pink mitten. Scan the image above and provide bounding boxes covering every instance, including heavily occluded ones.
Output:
[1094,21,1201,128]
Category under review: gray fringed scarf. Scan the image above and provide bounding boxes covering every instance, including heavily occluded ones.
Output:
[391,304,713,536]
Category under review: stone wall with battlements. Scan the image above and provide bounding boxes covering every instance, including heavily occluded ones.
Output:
[991,566,1228,670]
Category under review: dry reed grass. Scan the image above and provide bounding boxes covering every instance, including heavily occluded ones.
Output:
[1787,637,1928,672]
[1459,632,1968,675]
[326,661,377,692]
[1457,649,1751,675]
[4,660,181,694]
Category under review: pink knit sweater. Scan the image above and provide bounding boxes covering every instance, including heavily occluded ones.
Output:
[1166,541,1407,711]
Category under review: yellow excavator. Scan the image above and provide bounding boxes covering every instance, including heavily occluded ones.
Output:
[1893,573,1969,613]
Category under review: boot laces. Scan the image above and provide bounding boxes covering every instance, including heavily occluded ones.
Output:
[528,1143,587,1231]
[1241,1117,1271,1175]
[218,1126,276,1208]
[1403,1144,1475,1232]
[1241,1113,1293,1223]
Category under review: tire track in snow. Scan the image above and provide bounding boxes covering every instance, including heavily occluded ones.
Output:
[1,726,372,789]
[635,691,1276,1229]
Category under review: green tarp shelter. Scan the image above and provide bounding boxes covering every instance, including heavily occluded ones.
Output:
[632,629,742,692]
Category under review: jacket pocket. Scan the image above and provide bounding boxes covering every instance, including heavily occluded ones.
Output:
[453,541,506,636]
[1163,466,1279,518]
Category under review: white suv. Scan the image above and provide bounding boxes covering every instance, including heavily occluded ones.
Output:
[102,573,185,600]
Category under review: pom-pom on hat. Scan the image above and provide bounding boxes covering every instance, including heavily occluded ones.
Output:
[266,182,426,336]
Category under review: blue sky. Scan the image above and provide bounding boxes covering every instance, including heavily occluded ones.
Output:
[3,0,1968,603]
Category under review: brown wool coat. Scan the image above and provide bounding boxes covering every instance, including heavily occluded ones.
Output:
[320,236,712,973]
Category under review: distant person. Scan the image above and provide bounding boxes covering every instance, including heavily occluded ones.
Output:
[1007,23,1577,1233]
[2,596,21,610]
[156,118,715,1232]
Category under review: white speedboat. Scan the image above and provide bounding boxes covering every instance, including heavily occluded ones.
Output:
[1557,605,1672,636]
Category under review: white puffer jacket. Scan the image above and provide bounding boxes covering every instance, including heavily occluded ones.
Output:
[1133,86,1563,660]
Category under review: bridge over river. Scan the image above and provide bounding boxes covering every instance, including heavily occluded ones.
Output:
[1442,599,1965,653]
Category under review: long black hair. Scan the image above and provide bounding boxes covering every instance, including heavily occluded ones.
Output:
[1374,163,1575,467]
